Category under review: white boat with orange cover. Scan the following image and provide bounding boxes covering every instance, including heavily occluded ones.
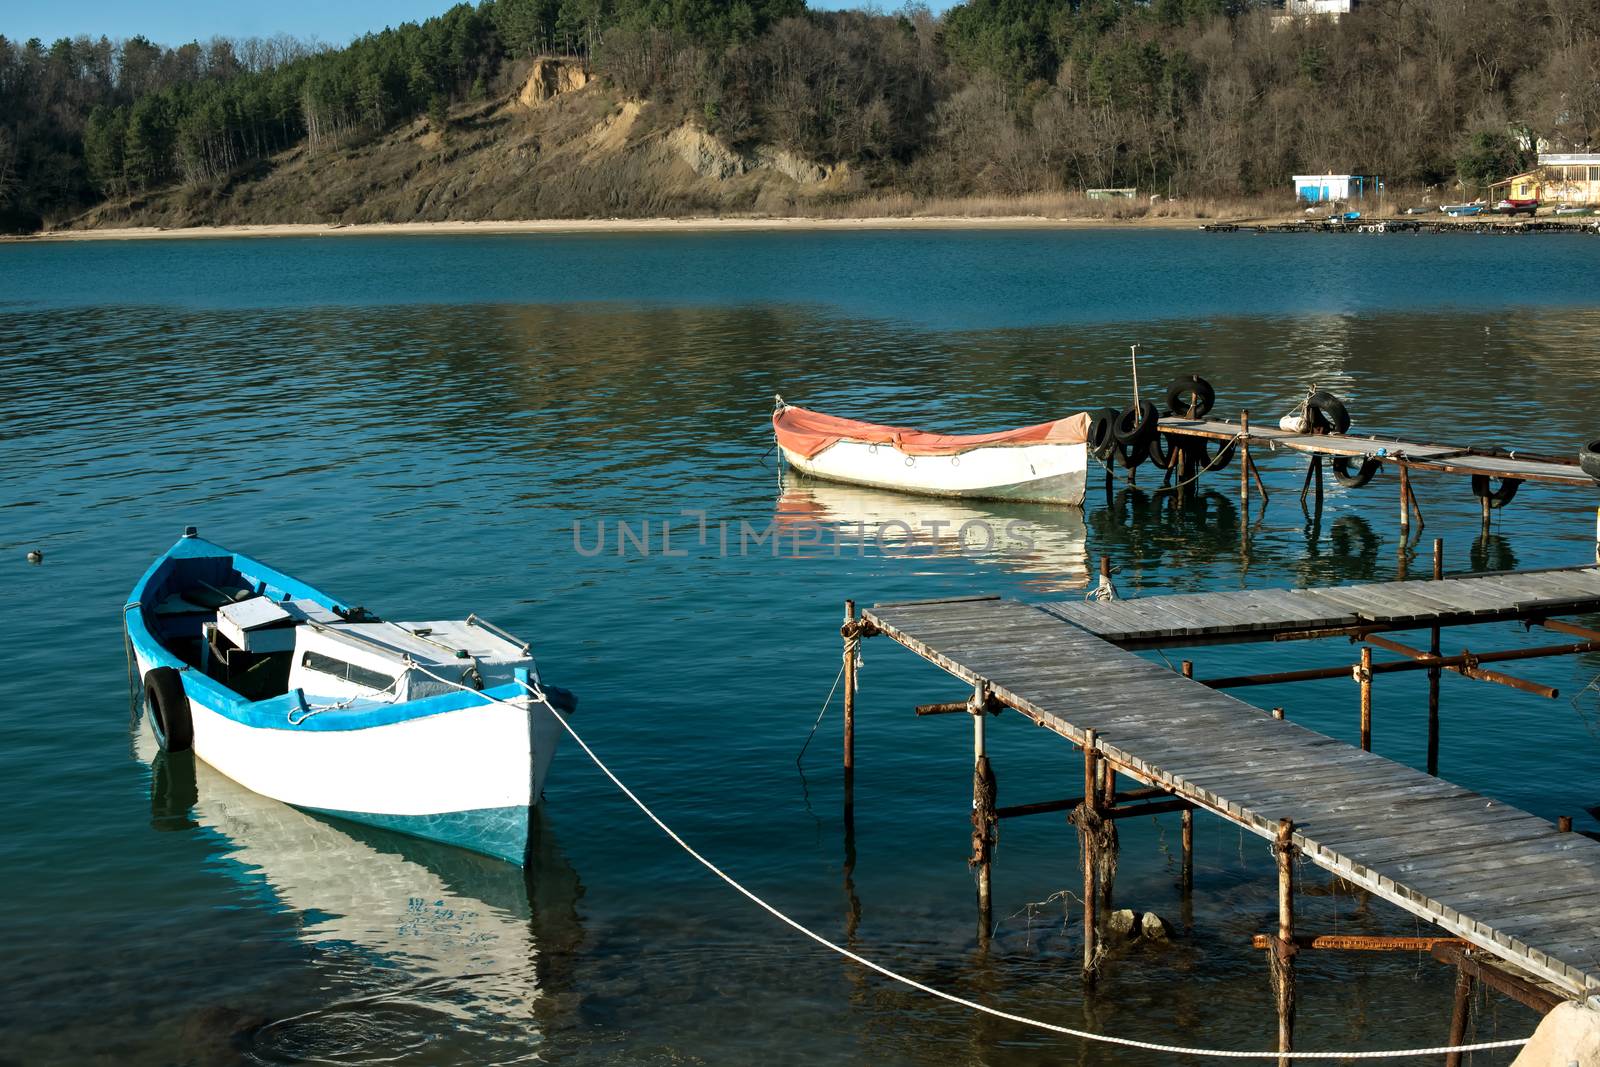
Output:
[772,395,1091,505]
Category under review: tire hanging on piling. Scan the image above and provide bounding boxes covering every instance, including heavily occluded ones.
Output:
[1113,400,1160,449]
[1148,431,1177,470]
[1164,375,1215,419]
[1331,455,1381,489]
[1471,475,1522,509]
[1088,407,1121,461]
[1305,390,1352,435]
[145,666,193,753]
[1578,440,1600,483]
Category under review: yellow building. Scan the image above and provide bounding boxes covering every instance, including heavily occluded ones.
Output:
[1490,171,1542,201]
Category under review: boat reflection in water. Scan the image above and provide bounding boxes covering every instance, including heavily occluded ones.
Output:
[135,717,583,1045]
[776,474,1089,592]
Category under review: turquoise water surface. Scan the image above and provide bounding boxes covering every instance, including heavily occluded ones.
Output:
[4,229,1599,1065]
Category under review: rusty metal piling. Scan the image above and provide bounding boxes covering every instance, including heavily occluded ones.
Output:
[1271,818,1297,1066]
[842,600,857,830]
[1079,728,1100,983]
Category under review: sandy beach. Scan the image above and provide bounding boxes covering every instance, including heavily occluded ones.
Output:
[9,214,1218,242]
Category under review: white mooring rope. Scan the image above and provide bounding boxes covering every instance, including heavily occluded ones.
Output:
[405,663,1533,1060]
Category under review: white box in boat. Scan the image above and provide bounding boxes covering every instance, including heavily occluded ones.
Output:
[215,597,340,653]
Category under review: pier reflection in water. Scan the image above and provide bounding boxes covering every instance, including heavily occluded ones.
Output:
[134,716,584,1065]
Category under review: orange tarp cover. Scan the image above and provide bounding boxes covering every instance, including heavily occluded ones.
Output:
[773,404,1090,459]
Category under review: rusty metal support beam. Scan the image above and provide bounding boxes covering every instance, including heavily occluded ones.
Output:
[1363,631,1563,698]
[1536,616,1600,643]
[994,785,1170,821]
[1252,933,1467,952]
[1204,638,1598,693]
[1431,943,1565,1015]
[1106,797,1194,820]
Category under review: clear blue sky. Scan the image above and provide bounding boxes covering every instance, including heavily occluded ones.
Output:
[3,0,912,48]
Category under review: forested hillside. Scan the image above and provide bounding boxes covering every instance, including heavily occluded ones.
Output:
[1,0,1597,231]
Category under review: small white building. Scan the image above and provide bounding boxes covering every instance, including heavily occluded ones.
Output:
[1273,0,1357,23]
[1537,153,1600,204]
[1292,174,1379,203]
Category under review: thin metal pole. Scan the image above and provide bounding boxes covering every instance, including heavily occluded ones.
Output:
[1428,538,1443,776]
[1239,411,1251,502]
[1250,449,1270,506]
[842,600,856,830]
[1129,344,1140,411]
[1399,464,1411,534]
[1359,646,1373,751]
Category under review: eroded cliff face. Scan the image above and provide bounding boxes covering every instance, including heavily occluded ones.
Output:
[67,61,858,231]
[517,58,591,108]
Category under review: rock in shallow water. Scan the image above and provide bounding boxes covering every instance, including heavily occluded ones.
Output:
[1106,908,1137,939]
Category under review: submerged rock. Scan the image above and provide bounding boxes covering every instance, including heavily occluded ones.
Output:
[1140,911,1170,941]
[1106,908,1137,939]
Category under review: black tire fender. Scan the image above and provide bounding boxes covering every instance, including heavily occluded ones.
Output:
[1331,455,1381,489]
[1088,407,1120,460]
[1165,375,1216,418]
[1199,437,1236,471]
[1113,400,1160,448]
[145,666,193,753]
[1306,390,1352,435]
[1148,431,1178,469]
[1578,440,1600,483]
[1116,439,1146,470]
[1471,475,1522,508]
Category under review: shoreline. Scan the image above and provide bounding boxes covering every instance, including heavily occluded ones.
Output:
[8,214,1220,242]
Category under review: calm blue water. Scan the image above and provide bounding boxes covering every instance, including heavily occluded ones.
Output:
[3,229,1599,1065]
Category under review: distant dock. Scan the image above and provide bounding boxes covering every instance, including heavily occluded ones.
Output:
[1203,217,1600,235]
[838,559,1600,1057]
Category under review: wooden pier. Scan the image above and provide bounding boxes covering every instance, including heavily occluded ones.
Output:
[841,561,1600,1054]
[1138,407,1598,542]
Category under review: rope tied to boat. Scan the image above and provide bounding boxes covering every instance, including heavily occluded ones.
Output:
[289,659,411,724]
[396,664,1534,1061]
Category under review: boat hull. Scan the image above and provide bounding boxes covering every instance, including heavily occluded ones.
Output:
[781,439,1088,505]
[131,643,562,865]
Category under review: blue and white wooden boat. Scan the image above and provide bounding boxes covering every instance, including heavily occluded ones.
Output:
[124,528,574,865]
